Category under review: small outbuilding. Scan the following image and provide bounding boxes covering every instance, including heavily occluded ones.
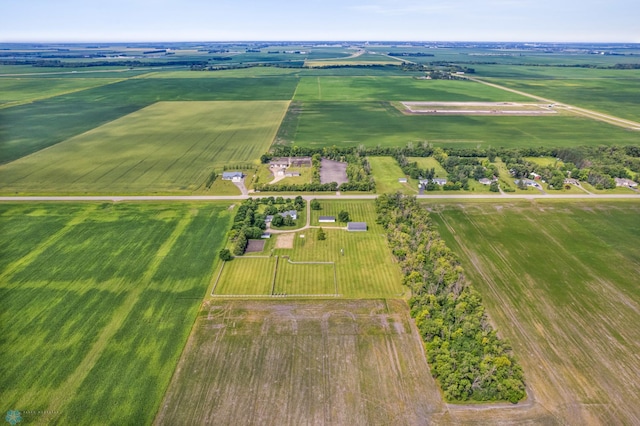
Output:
[398,178,408,183]
[319,216,336,223]
[432,178,448,185]
[347,222,367,232]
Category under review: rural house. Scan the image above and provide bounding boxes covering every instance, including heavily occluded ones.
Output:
[614,178,638,188]
[222,171,244,182]
[432,178,448,185]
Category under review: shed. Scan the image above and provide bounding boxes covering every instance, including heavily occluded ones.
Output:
[347,222,367,232]
[398,178,408,183]
[319,216,336,223]
[478,178,492,185]
[432,178,448,185]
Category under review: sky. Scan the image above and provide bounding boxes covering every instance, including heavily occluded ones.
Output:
[2,0,639,43]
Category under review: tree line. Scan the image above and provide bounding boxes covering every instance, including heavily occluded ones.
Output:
[376,193,526,403]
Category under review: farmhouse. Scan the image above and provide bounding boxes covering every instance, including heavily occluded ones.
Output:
[282,210,297,220]
[514,178,541,188]
[478,178,493,185]
[347,222,367,232]
[564,178,580,186]
[222,171,244,182]
[269,157,290,167]
[432,178,448,185]
[614,178,638,188]
[319,216,336,223]
[290,157,312,167]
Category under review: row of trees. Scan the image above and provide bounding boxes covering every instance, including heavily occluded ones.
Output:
[376,193,526,403]
[265,143,639,191]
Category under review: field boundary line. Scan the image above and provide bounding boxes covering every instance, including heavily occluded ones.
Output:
[210,294,342,298]
[271,255,279,295]
[210,260,226,296]
[0,204,98,282]
[39,210,194,414]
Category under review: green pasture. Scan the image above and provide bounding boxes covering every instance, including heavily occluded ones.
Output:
[367,156,417,194]
[408,156,448,177]
[430,201,640,424]
[0,202,232,425]
[0,101,289,194]
[285,101,640,149]
[293,77,530,102]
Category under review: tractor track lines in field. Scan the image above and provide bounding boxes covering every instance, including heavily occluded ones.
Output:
[0,205,98,283]
[40,210,195,414]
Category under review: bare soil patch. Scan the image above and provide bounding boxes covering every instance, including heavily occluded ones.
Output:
[275,233,294,249]
[245,239,266,253]
[154,299,444,425]
[320,158,348,185]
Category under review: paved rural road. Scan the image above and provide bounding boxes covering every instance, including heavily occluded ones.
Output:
[0,193,638,202]
[465,76,640,131]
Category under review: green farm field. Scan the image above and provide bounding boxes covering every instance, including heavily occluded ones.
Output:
[0,101,289,194]
[154,299,444,425]
[283,101,640,149]
[293,77,531,102]
[1,74,298,164]
[494,78,640,122]
[430,201,640,425]
[0,202,233,425]
[0,77,120,107]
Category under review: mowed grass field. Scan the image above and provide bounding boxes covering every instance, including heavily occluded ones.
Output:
[213,201,405,298]
[154,299,444,425]
[430,201,640,425]
[0,101,289,194]
[368,156,417,194]
[0,202,232,424]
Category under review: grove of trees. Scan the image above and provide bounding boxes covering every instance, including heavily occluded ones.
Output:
[376,193,526,403]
